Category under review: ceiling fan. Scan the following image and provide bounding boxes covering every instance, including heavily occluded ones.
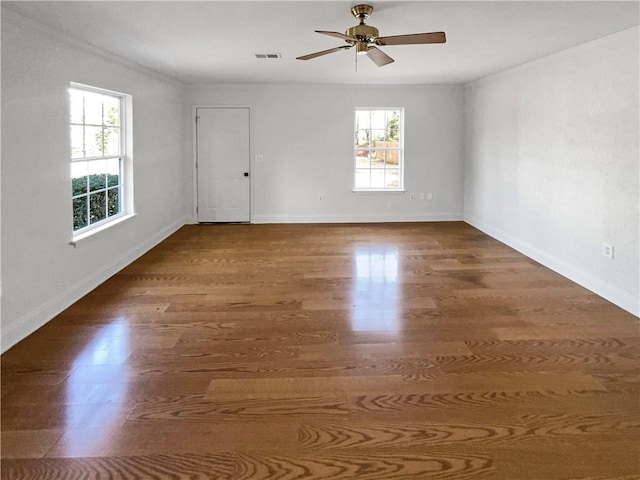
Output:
[296,4,446,67]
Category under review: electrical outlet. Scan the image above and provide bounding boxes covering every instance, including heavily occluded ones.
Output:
[603,244,614,259]
[409,193,415,200]
[255,154,264,163]
[318,194,323,201]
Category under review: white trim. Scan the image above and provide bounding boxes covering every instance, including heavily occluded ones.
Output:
[70,82,129,99]
[71,154,122,162]
[192,105,253,223]
[71,210,128,240]
[253,212,463,224]
[352,190,406,194]
[1,218,186,353]
[70,213,136,245]
[464,214,640,318]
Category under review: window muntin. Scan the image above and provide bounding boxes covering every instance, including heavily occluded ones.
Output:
[354,108,403,191]
[70,86,125,233]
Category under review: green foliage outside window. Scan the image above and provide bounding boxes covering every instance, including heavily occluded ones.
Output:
[386,112,399,142]
[72,173,120,231]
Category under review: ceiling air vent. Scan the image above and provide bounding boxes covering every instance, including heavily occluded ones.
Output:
[255,53,281,59]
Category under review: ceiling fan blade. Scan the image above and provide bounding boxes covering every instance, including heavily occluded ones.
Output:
[367,46,394,67]
[296,45,352,61]
[376,32,446,46]
[315,30,356,42]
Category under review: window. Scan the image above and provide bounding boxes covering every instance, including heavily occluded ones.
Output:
[354,108,403,191]
[70,85,128,235]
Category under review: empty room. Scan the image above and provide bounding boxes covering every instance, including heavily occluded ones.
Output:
[1,1,638,478]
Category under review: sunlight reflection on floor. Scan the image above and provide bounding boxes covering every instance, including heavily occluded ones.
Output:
[64,319,130,455]
[351,247,401,333]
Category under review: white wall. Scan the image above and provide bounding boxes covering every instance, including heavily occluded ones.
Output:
[464,27,639,316]
[1,10,186,352]
[184,84,464,223]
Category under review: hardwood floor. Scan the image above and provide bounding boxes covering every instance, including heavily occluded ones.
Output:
[2,222,638,479]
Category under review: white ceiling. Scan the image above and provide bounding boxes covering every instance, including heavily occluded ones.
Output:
[3,1,639,85]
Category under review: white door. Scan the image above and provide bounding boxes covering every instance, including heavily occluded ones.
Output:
[196,107,250,222]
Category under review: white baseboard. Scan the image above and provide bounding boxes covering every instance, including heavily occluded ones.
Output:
[253,212,463,224]
[1,218,186,353]
[464,214,639,317]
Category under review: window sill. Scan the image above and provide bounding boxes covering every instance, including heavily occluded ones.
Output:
[70,213,137,247]
[352,189,406,194]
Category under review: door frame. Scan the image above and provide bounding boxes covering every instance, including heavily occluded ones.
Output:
[192,105,253,223]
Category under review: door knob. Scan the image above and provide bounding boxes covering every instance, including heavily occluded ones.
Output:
[244,172,249,177]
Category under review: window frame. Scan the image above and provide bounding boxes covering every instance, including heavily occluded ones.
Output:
[353,107,405,193]
[70,83,130,239]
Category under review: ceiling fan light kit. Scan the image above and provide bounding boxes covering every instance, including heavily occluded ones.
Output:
[296,4,446,67]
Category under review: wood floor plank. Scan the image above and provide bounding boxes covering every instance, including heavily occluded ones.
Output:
[297,341,472,361]
[1,453,237,480]
[126,395,349,423]
[297,420,531,450]
[348,389,640,419]
[204,371,605,401]
[493,323,640,340]
[204,375,409,400]
[0,430,63,459]
[234,451,494,480]
[45,422,299,458]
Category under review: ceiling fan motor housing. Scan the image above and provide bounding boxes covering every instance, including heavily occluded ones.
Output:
[345,24,379,43]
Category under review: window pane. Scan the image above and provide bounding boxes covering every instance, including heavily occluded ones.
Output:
[71,125,84,159]
[103,127,121,156]
[355,129,369,147]
[355,169,370,189]
[88,159,107,191]
[106,158,120,187]
[89,173,106,191]
[370,169,385,188]
[371,150,385,168]
[386,149,400,166]
[89,191,107,224]
[84,92,103,125]
[69,89,84,124]
[108,188,120,216]
[71,161,88,196]
[385,111,400,142]
[103,96,120,126]
[385,168,400,188]
[355,110,370,129]
[73,196,88,231]
[355,153,370,168]
[371,130,385,149]
[371,111,385,130]
[85,126,102,157]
